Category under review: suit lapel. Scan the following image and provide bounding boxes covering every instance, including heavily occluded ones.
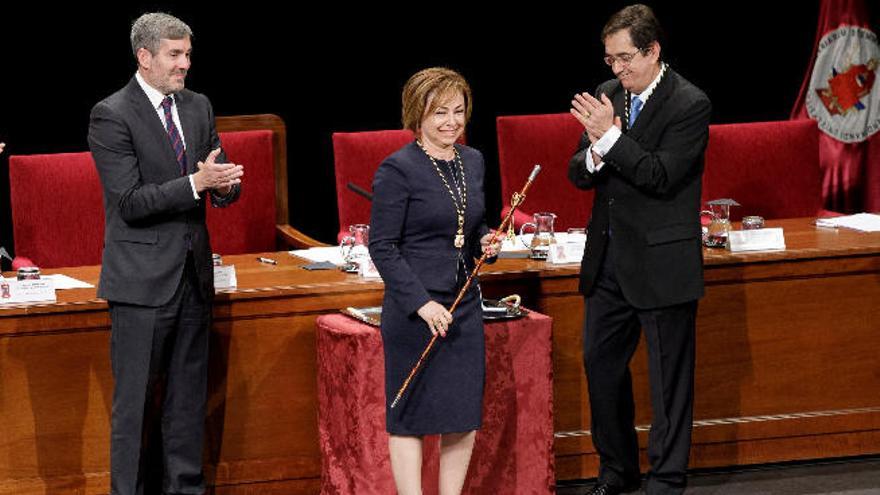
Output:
[627,68,677,141]
[125,78,182,176]
[175,91,199,174]
[612,86,626,131]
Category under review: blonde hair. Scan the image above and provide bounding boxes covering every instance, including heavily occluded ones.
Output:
[401,67,473,133]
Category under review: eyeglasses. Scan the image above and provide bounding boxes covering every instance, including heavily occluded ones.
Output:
[604,49,643,67]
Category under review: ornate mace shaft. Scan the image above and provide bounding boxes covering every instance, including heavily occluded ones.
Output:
[390,165,542,409]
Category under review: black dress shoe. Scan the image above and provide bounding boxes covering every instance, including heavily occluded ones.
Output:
[585,482,625,495]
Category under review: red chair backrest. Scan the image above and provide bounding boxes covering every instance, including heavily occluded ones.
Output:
[496,113,593,230]
[9,152,105,268]
[8,130,277,268]
[703,119,821,221]
[332,129,415,242]
[207,129,277,255]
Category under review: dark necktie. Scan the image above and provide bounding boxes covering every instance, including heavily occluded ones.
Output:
[161,96,187,176]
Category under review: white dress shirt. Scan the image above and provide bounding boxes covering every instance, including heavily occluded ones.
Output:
[135,72,200,200]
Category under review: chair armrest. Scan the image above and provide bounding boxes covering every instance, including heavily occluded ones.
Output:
[817,208,845,218]
[276,224,329,249]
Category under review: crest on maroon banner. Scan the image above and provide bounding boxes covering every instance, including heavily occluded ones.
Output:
[805,25,880,143]
[815,59,877,116]
[792,0,880,213]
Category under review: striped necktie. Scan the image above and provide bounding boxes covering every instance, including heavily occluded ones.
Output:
[161,96,187,176]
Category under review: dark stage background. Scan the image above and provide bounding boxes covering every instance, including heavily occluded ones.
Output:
[2,2,872,267]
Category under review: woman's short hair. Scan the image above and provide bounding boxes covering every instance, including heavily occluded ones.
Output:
[401,67,472,132]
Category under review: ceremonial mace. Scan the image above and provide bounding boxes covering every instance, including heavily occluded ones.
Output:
[390,165,542,409]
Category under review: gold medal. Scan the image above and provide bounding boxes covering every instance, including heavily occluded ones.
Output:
[455,234,465,248]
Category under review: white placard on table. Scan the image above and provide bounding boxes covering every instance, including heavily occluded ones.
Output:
[728,228,786,252]
[0,278,57,304]
[358,259,382,279]
[547,242,585,264]
[214,265,238,290]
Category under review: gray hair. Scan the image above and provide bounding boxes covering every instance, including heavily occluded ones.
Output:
[130,13,192,58]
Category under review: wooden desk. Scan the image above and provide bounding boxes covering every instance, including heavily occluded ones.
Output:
[1,218,878,493]
[544,218,880,478]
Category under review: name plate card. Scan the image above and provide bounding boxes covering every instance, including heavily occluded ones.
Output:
[214,265,238,290]
[547,242,585,264]
[728,228,786,252]
[359,259,382,279]
[0,278,57,304]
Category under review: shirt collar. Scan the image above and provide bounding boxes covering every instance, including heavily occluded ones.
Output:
[632,62,667,104]
[135,71,174,110]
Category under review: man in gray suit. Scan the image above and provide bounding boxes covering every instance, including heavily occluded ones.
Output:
[89,12,242,495]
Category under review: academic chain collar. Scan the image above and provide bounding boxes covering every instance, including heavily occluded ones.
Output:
[624,62,668,132]
[417,140,468,249]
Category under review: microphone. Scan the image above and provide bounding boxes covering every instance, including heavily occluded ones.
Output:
[347,182,373,201]
[0,247,35,271]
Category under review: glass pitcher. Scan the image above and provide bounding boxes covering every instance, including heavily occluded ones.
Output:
[701,199,739,248]
[340,224,371,264]
[519,212,557,259]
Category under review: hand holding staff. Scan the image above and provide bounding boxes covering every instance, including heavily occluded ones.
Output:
[390,165,542,409]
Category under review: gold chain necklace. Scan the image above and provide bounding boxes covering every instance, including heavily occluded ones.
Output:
[417,140,467,249]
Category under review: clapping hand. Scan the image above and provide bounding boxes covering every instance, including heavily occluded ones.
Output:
[193,148,244,195]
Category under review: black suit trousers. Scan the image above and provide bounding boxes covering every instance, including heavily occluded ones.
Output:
[583,242,696,495]
[108,253,211,495]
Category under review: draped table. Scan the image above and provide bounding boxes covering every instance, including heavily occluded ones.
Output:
[316,311,554,494]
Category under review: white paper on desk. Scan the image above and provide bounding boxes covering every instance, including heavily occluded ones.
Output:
[289,246,346,265]
[43,274,95,289]
[815,213,880,232]
[500,236,527,252]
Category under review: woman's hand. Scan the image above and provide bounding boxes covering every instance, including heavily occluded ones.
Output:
[417,300,453,337]
[480,231,501,257]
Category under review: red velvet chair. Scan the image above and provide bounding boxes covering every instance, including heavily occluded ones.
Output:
[8,114,321,268]
[9,152,106,268]
[213,114,325,252]
[332,129,414,242]
[496,113,593,231]
[702,119,827,221]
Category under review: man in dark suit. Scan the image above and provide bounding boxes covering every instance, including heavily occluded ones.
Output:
[567,5,711,495]
[88,12,242,495]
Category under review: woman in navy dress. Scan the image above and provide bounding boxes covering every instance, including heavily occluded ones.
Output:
[369,67,498,495]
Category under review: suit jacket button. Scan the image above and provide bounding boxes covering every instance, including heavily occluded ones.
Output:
[608,198,615,206]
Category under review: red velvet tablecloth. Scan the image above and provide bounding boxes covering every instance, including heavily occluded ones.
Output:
[316,310,554,494]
